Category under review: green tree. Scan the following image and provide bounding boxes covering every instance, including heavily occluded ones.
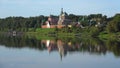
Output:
[106,14,120,33]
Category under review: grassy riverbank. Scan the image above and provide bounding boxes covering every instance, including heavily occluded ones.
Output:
[25,28,75,40]
[25,28,120,40]
[98,31,120,40]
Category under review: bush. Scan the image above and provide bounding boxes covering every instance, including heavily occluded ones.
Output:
[89,27,100,37]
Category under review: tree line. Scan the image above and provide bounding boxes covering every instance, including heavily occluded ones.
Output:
[0,13,120,33]
[0,15,47,32]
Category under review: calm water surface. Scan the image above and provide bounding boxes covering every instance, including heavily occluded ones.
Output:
[0,35,120,68]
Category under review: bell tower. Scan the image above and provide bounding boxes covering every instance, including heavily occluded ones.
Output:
[61,8,63,15]
[58,8,65,25]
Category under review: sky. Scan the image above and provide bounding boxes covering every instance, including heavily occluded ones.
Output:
[0,0,120,18]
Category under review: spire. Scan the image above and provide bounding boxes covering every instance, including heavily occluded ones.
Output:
[61,8,63,15]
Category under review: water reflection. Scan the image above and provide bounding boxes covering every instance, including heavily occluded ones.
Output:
[0,34,120,60]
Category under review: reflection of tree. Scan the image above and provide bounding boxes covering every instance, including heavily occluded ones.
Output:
[105,39,120,57]
[0,34,120,58]
[0,34,46,51]
[77,37,107,55]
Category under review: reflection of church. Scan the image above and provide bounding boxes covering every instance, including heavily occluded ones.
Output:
[42,8,73,28]
[41,40,67,60]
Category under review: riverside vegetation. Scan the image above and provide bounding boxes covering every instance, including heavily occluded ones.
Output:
[0,13,120,40]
